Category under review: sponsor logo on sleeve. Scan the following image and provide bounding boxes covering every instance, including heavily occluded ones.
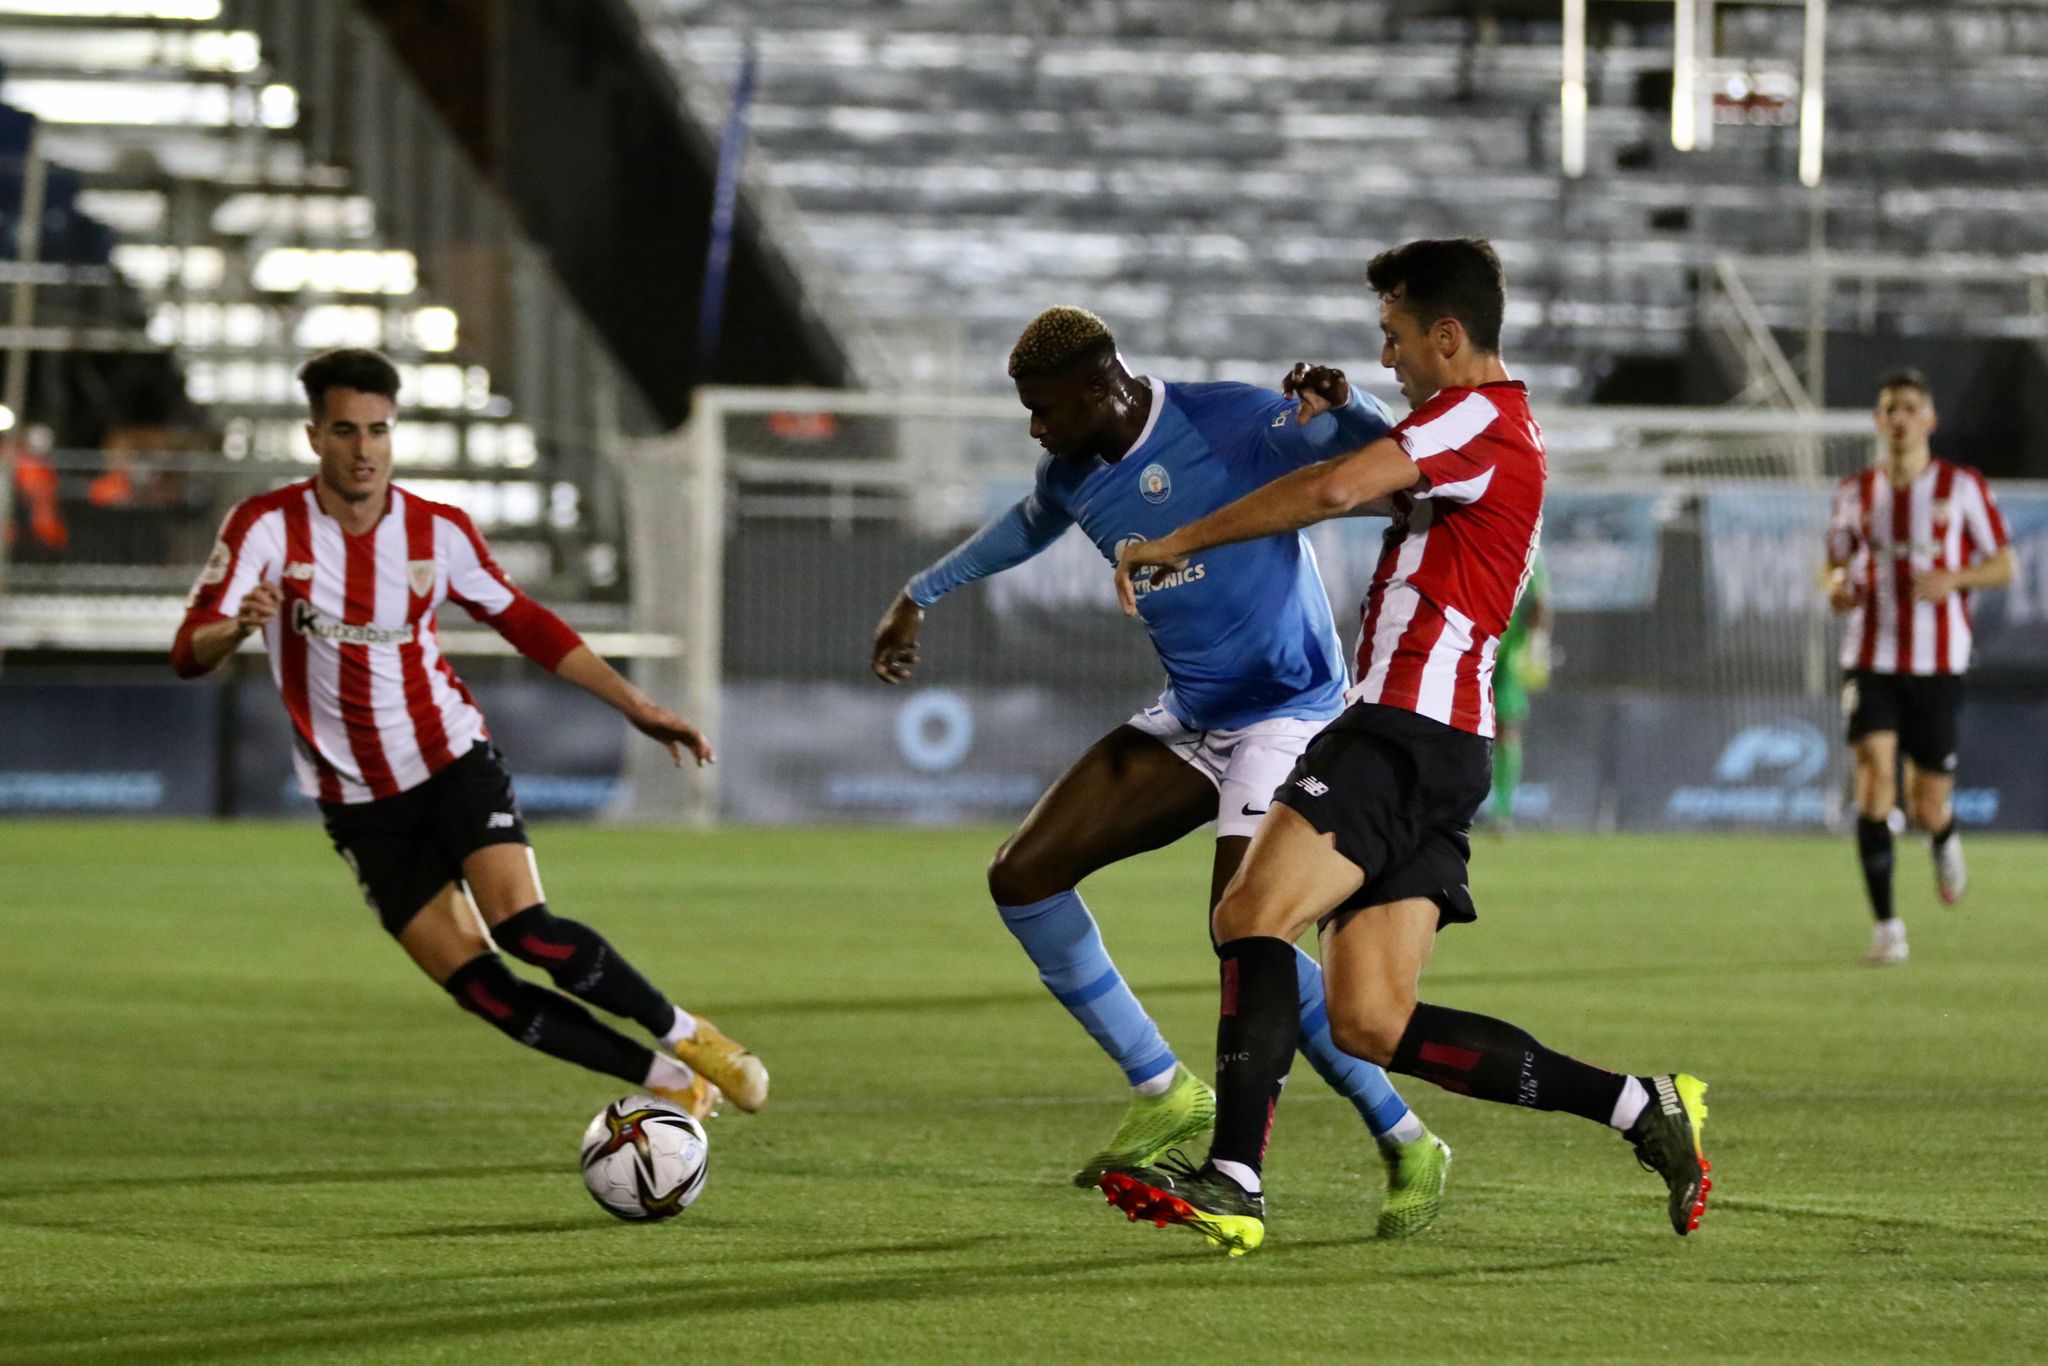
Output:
[197,540,232,585]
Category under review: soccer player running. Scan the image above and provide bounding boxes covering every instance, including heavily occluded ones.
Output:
[1101,239,1709,1255]
[869,307,1454,1237]
[1825,368,2014,966]
[172,348,768,1121]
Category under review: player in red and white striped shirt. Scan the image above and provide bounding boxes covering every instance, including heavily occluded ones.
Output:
[1100,240,1708,1253]
[172,349,767,1119]
[1824,368,2014,963]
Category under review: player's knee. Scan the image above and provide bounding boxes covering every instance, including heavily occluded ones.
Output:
[1325,998,1408,1068]
[1211,881,1290,944]
[494,903,593,984]
[443,952,539,1038]
[986,837,1067,908]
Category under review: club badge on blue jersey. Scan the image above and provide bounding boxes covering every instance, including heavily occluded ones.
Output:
[1140,462,1172,504]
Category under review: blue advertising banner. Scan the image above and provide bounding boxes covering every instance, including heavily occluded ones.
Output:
[1542,490,1664,612]
[0,682,217,814]
[1702,486,1833,621]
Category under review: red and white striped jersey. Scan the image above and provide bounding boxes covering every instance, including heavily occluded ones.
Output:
[1828,459,2009,676]
[1347,381,1546,738]
[174,479,582,804]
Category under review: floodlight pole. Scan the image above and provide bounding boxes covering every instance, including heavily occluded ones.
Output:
[1798,0,1828,187]
[1561,0,1588,177]
[1672,0,1716,152]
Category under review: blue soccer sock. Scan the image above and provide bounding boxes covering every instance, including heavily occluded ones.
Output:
[1294,946,1418,1142]
[997,890,1177,1088]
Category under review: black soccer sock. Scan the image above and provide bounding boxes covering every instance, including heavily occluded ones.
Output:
[1857,817,1896,922]
[495,903,676,1036]
[1205,937,1301,1177]
[1930,817,1957,849]
[1389,1001,1628,1127]
[444,952,654,1086]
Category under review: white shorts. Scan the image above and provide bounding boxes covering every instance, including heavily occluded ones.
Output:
[1126,702,1329,839]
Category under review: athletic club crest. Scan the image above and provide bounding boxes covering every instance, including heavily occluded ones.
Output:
[407,559,437,596]
[1140,462,1171,504]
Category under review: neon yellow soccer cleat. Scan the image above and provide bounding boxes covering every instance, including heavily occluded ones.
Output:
[1099,1152,1265,1256]
[1071,1064,1215,1188]
[1376,1132,1453,1239]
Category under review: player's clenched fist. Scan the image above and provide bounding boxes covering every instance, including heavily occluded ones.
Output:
[1281,363,1350,425]
[1114,534,1188,617]
[236,581,284,634]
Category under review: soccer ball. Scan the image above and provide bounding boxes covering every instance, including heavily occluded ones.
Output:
[579,1095,709,1222]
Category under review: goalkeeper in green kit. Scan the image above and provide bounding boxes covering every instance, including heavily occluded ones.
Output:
[1490,549,1551,827]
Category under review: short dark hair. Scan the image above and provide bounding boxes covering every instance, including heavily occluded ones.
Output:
[1876,367,1932,401]
[1008,306,1117,380]
[1365,238,1506,354]
[299,348,400,418]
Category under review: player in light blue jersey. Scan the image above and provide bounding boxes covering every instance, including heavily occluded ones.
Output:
[869,308,1452,1237]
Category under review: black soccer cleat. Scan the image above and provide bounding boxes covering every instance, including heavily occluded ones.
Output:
[1098,1151,1267,1256]
[1627,1073,1712,1235]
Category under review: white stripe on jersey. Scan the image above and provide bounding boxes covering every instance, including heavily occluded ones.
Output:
[1398,391,1499,459]
[1413,605,1476,725]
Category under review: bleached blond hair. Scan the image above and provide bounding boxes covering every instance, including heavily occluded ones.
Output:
[1007,306,1116,379]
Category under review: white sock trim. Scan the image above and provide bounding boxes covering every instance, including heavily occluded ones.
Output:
[1381,1110,1427,1146]
[1609,1075,1650,1132]
[1211,1159,1261,1196]
[661,1007,699,1047]
[1131,1062,1178,1097]
[646,1054,696,1091]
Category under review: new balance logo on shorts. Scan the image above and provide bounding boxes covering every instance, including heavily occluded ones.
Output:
[1294,776,1329,797]
[487,812,518,829]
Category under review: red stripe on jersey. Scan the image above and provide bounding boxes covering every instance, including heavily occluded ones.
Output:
[1379,603,1447,714]
[1890,476,1915,672]
[400,495,455,772]
[1933,463,1957,670]
[281,492,342,803]
[339,526,399,799]
[1856,471,1879,672]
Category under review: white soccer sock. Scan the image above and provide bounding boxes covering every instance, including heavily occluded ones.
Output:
[1609,1075,1650,1132]
[1381,1110,1427,1147]
[661,1007,699,1047]
[1211,1159,1261,1196]
[1132,1061,1179,1097]
[645,1054,697,1091]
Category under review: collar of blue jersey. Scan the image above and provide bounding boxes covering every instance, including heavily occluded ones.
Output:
[1108,376,1167,465]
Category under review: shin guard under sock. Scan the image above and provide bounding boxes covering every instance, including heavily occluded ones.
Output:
[1206,937,1301,1174]
[1390,1001,1627,1126]
[444,952,654,1085]
[1857,817,1896,922]
[495,903,676,1036]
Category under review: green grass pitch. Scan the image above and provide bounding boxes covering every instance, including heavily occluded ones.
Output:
[2,821,2045,1362]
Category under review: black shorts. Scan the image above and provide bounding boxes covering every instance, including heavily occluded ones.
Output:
[320,740,529,935]
[1843,670,1963,774]
[1272,702,1492,929]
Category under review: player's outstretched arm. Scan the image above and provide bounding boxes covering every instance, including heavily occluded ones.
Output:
[554,645,714,767]
[1113,438,1420,616]
[875,489,1073,682]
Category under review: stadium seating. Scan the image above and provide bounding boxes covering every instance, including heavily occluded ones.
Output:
[637,0,2048,399]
